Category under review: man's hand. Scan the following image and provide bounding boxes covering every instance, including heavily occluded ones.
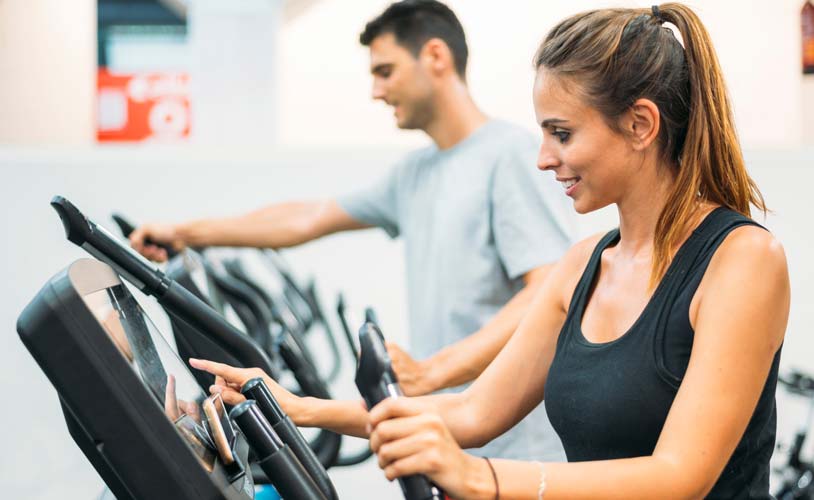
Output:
[386,342,437,396]
[130,223,185,262]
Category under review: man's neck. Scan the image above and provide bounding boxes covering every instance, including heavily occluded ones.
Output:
[423,80,489,150]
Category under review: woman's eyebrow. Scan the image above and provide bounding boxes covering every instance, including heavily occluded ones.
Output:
[540,118,569,128]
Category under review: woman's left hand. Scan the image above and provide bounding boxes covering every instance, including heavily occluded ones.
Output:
[368,397,489,499]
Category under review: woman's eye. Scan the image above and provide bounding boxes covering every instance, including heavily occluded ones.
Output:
[552,130,570,143]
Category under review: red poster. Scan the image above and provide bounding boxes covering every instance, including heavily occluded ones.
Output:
[97,69,191,142]
[804,1,814,74]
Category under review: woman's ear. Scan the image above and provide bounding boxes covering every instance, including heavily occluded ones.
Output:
[622,98,661,151]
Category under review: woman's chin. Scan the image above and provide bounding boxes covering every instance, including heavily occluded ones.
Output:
[573,199,591,215]
[572,197,606,215]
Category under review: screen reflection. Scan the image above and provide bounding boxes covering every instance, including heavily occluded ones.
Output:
[82,284,215,472]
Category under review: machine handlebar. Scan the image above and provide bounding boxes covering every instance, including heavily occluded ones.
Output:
[355,323,445,500]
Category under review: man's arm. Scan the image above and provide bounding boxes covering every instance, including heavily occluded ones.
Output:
[388,263,555,396]
[130,200,368,260]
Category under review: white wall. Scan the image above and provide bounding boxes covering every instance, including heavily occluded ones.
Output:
[805,77,814,143]
[0,0,96,145]
[188,0,284,145]
[278,0,809,149]
[1,1,810,148]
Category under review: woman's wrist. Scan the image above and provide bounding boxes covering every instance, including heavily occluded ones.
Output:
[291,396,321,427]
[293,398,371,438]
[460,453,499,500]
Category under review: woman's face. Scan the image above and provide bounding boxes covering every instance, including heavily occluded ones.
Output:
[533,69,639,214]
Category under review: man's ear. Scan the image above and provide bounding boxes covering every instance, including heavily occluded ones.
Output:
[622,98,661,151]
[419,38,454,76]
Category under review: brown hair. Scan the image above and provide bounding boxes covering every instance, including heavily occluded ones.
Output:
[534,3,766,286]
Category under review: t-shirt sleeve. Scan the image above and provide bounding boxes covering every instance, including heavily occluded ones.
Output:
[491,133,575,279]
[336,162,402,238]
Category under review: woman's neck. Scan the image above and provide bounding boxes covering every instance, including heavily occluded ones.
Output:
[614,162,676,260]
[614,166,714,263]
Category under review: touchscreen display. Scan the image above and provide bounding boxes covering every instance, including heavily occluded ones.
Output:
[82,284,216,472]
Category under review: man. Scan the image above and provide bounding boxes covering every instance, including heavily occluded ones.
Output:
[131,0,572,461]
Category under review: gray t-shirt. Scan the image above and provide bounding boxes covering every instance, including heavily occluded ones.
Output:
[338,120,572,460]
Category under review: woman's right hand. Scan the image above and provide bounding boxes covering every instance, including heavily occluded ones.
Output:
[188,358,302,417]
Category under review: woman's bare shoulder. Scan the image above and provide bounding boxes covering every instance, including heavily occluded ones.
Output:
[713,224,786,274]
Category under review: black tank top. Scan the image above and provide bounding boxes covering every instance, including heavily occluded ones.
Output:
[544,207,781,499]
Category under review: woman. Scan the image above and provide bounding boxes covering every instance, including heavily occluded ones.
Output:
[191,3,790,498]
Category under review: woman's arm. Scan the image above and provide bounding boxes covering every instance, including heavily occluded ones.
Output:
[188,359,371,437]
[189,235,595,445]
[187,357,463,438]
[370,226,790,499]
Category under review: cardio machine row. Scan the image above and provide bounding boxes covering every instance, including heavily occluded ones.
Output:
[16,196,442,500]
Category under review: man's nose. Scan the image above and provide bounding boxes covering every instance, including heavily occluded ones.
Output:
[371,80,386,101]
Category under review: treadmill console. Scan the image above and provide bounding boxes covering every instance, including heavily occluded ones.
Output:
[17,259,253,500]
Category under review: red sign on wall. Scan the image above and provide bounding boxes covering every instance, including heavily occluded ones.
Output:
[97,69,191,142]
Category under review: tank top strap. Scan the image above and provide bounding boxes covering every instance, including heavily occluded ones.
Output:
[567,229,620,314]
[558,229,620,348]
[651,206,766,386]
[689,208,766,268]
[654,206,764,304]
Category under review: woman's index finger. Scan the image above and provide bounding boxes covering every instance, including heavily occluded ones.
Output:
[189,358,243,382]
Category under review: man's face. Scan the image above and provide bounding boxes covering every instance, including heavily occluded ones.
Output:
[368,33,435,130]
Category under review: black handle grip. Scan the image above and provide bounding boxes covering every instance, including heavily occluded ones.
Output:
[264,332,343,469]
[111,213,179,259]
[230,401,325,500]
[230,400,284,457]
[241,377,288,425]
[111,213,136,238]
[242,378,339,500]
[52,195,93,246]
[355,323,444,500]
[51,196,168,293]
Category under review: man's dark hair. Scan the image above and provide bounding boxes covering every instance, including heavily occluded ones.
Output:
[360,0,468,79]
